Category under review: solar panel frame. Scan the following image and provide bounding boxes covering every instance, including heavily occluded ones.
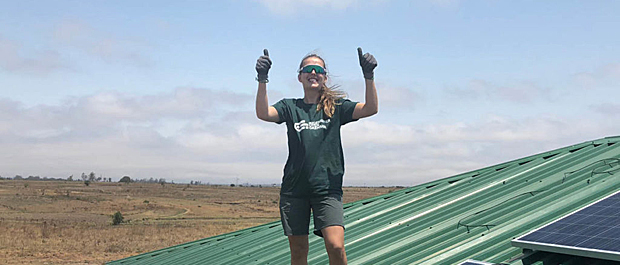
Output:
[512,190,620,262]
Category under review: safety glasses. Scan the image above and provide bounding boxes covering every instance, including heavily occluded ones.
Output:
[299,65,326,75]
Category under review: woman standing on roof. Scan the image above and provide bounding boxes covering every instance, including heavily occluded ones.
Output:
[255,48,378,265]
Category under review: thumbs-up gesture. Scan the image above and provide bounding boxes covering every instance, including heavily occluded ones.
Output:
[357,47,377,80]
[256,49,271,83]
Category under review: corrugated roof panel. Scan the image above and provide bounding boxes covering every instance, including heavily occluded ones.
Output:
[108,136,620,265]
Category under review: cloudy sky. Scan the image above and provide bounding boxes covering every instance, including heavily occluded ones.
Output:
[1,1,619,186]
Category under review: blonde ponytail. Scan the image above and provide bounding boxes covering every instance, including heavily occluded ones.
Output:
[318,84,347,118]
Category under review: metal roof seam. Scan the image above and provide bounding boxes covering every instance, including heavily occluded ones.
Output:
[457,190,546,233]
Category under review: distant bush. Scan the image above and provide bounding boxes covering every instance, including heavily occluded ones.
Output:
[119,176,131,183]
[112,211,124,225]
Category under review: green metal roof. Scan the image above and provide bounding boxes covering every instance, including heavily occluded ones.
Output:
[108,136,620,265]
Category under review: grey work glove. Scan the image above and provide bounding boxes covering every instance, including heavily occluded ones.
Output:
[357,47,377,80]
[255,49,271,83]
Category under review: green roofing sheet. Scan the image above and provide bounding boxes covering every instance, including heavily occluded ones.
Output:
[108,136,620,265]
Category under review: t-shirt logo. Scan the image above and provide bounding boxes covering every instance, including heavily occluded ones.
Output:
[294,119,331,132]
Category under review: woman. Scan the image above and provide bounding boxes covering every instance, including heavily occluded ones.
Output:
[255,48,378,265]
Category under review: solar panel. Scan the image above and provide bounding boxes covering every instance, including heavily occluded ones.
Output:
[512,190,620,262]
[458,260,494,265]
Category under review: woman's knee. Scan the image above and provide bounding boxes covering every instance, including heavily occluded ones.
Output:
[288,236,309,254]
[321,226,345,248]
[324,239,345,253]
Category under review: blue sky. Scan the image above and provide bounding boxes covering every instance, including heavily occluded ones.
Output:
[1,0,619,186]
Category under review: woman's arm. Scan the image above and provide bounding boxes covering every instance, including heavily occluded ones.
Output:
[352,78,378,120]
[254,49,280,123]
[352,47,378,120]
[256,82,280,122]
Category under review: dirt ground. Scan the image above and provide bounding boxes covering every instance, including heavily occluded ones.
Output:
[0,180,401,265]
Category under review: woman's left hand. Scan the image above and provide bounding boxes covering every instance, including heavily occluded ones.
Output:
[357,47,377,80]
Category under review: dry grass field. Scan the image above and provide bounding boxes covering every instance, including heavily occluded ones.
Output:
[0,180,401,265]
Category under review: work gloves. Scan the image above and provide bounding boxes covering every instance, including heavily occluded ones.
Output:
[256,47,377,82]
[358,47,377,80]
[255,49,271,83]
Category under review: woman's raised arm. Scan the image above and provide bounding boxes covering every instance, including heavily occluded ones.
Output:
[255,49,280,122]
[352,47,378,120]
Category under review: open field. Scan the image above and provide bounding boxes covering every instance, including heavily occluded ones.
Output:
[0,180,401,264]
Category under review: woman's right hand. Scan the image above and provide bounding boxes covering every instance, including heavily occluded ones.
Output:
[256,49,271,83]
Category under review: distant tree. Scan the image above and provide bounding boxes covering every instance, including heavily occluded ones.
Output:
[27,176,41,181]
[119,176,131,183]
[67,175,73,181]
[112,211,124,225]
[14,175,23,180]
[88,172,96,182]
[84,180,90,186]
[81,173,87,182]
[96,177,102,182]
[109,178,112,182]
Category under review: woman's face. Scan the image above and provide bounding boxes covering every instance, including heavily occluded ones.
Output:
[298,56,327,90]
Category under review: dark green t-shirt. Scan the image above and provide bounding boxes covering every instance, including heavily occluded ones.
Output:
[273,98,358,197]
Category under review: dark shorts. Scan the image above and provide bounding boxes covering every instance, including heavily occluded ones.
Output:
[279,194,344,237]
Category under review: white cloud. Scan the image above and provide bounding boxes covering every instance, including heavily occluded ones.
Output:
[378,84,424,110]
[427,0,461,8]
[444,79,556,104]
[1,85,618,186]
[255,0,363,15]
[341,80,424,112]
[590,103,620,116]
[0,37,67,75]
[341,114,620,186]
[254,0,459,15]
[0,87,253,143]
[573,63,620,90]
[0,88,286,183]
[53,20,151,67]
